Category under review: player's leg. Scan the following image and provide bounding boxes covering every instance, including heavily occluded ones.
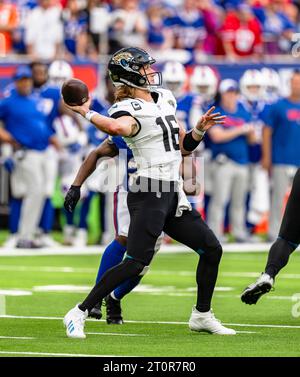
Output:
[3,198,22,247]
[112,235,163,300]
[164,208,236,335]
[73,190,94,247]
[64,184,169,338]
[268,165,291,241]
[241,168,300,305]
[5,160,27,247]
[229,163,249,241]
[247,164,270,228]
[89,235,127,320]
[38,146,59,247]
[207,159,234,241]
[17,151,46,248]
[89,189,128,321]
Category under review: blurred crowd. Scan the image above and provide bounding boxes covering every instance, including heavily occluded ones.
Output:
[1,0,300,61]
[0,58,300,248]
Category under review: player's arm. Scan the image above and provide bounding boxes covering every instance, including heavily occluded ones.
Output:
[208,123,254,143]
[180,106,226,155]
[64,139,119,213]
[181,156,201,196]
[63,98,138,137]
[261,125,272,172]
[0,127,19,148]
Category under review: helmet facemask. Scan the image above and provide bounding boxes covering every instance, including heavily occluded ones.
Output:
[108,47,162,91]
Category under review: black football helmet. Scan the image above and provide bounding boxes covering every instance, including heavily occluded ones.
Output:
[108,47,162,90]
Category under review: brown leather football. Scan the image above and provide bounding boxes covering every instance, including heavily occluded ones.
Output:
[61,78,89,106]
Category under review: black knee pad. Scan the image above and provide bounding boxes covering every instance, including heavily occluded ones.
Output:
[122,258,146,276]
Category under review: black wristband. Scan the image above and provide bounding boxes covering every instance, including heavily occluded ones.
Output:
[182,130,202,152]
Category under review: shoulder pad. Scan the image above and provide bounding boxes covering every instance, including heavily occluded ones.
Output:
[156,88,177,109]
[108,99,145,118]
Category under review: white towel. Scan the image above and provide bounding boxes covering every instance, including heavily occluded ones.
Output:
[175,179,192,217]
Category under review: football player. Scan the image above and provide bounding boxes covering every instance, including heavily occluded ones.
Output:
[241,70,300,303]
[239,69,269,234]
[63,47,236,338]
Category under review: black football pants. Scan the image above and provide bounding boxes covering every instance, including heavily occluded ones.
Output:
[265,168,300,278]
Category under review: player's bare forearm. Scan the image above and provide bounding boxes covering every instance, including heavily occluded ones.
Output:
[262,126,272,171]
[63,99,135,137]
[0,128,19,148]
[49,135,62,151]
[72,139,119,186]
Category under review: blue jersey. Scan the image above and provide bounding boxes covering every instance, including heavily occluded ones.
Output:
[262,98,300,166]
[92,97,109,115]
[147,18,167,47]
[110,135,136,190]
[253,7,295,38]
[176,93,203,132]
[210,103,252,165]
[240,98,267,163]
[33,84,61,136]
[0,91,50,151]
[63,13,88,55]
[4,83,61,138]
[87,97,110,146]
[165,9,206,52]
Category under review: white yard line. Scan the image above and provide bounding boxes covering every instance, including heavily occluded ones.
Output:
[235,331,258,334]
[1,314,300,329]
[0,266,95,273]
[2,264,300,282]
[0,336,35,340]
[86,332,148,337]
[0,243,277,257]
[0,351,119,357]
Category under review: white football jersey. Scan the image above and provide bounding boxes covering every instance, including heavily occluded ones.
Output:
[108,88,182,181]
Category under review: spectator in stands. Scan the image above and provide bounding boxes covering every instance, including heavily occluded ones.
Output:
[252,0,295,54]
[262,70,300,241]
[109,0,147,53]
[196,0,225,55]
[207,79,256,242]
[220,3,263,61]
[84,0,111,55]
[24,0,63,60]
[0,0,19,56]
[62,0,89,60]
[146,1,173,51]
[165,0,207,60]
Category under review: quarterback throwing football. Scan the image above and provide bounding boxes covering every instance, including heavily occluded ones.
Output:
[63,47,236,338]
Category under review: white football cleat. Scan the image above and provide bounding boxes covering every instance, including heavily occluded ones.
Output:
[63,304,88,339]
[73,228,88,247]
[39,234,61,247]
[63,225,75,245]
[189,307,236,335]
[3,234,17,248]
[241,272,274,305]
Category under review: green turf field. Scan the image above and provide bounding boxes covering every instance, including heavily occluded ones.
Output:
[0,250,300,357]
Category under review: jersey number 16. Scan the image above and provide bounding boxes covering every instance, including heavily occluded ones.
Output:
[156,115,180,152]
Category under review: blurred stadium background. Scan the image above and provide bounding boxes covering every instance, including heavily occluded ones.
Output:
[1,0,300,249]
[1,0,300,359]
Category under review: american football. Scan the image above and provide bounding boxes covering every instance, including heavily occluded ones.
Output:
[61,78,89,106]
